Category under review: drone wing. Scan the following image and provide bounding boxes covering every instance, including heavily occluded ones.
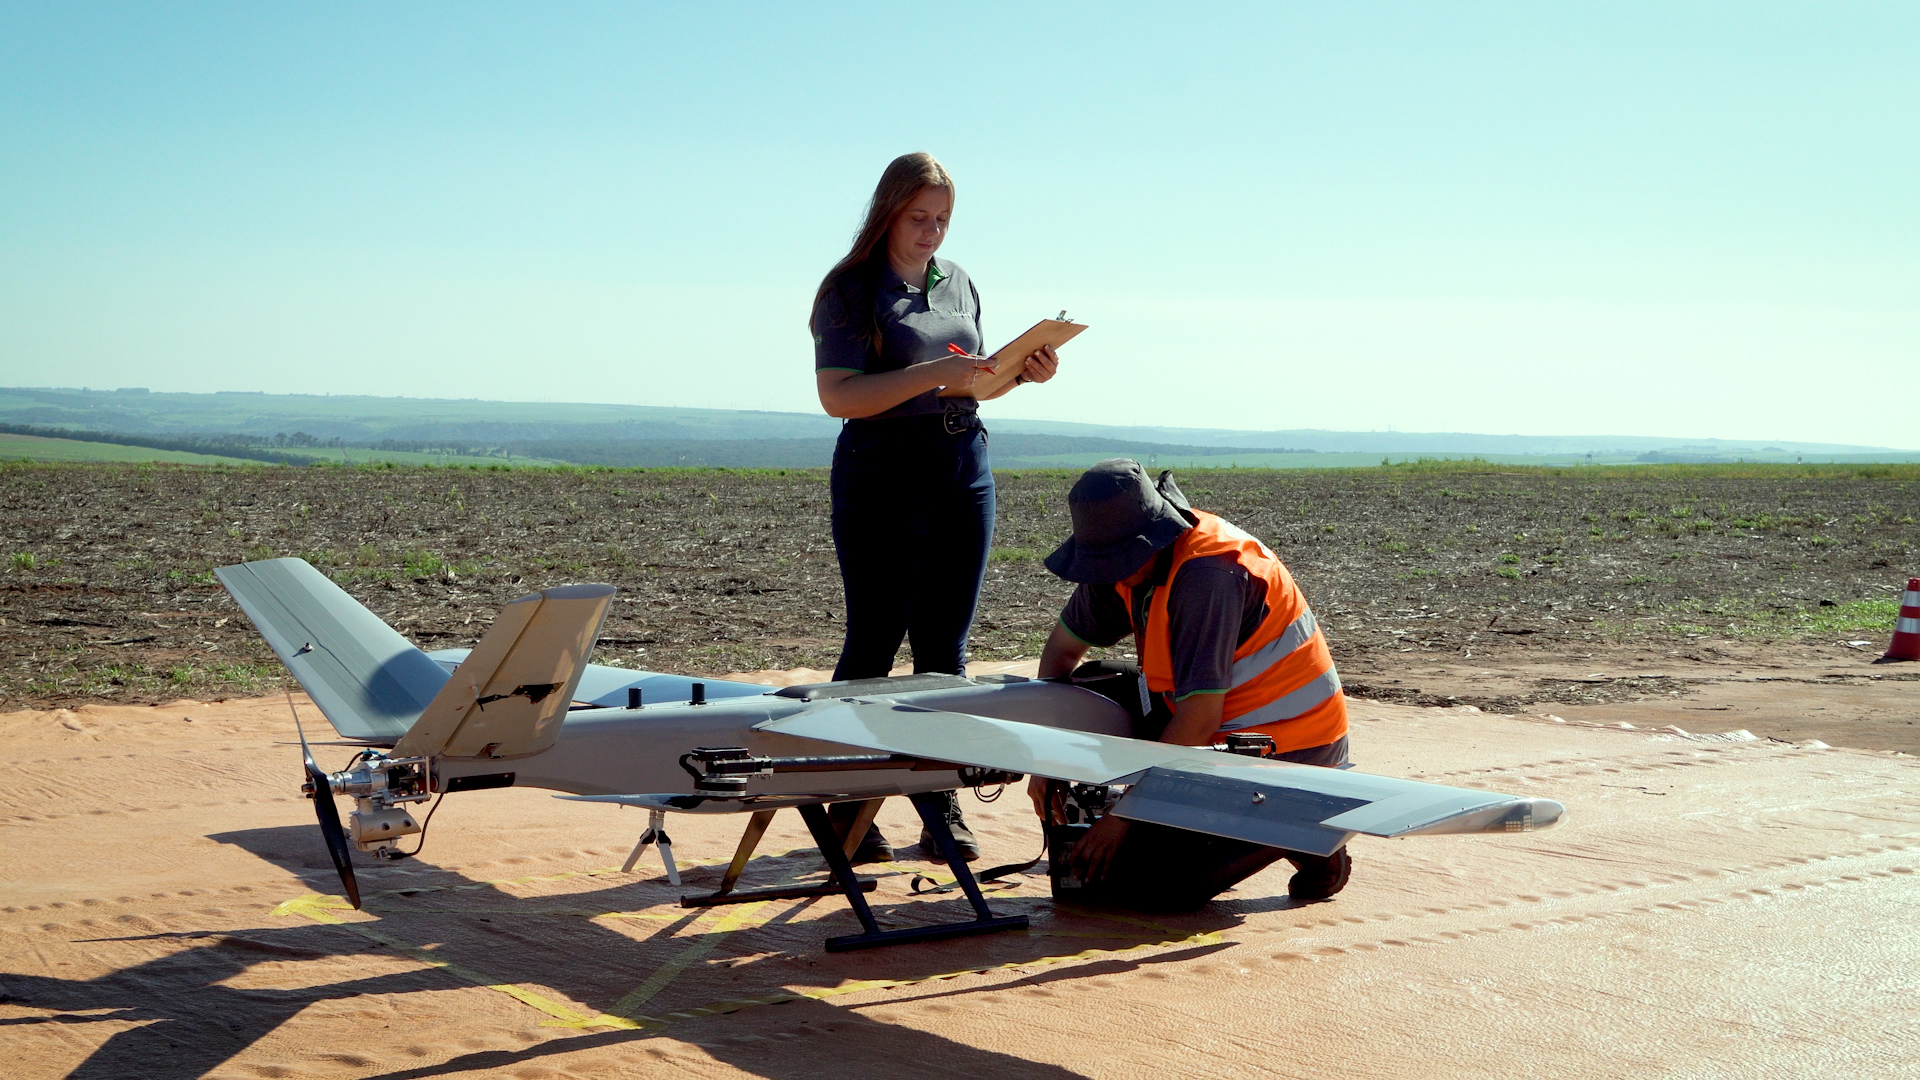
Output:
[759,700,1562,857]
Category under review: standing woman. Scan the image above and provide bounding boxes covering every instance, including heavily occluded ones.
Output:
[812,152,1058,861]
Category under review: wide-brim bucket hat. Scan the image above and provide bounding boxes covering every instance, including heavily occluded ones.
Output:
[1044,459,1195,584]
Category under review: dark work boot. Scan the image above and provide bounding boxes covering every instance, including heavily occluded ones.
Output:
[827,801,893,865]
[919,789,981,862]
[1286,847,1352,901]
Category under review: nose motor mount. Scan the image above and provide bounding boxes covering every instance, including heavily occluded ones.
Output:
[304,752,431,855]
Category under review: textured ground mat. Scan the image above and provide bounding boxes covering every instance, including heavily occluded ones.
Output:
[1,694,1914,1078]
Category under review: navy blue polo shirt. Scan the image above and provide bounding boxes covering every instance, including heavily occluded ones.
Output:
[812,257,983,420]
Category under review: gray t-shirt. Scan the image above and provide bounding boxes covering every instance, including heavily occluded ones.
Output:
[812,257,983,420]
[1060,552,1270,700]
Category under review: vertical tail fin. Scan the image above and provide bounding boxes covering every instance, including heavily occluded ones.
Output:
[393,584,616,760]
[216,558,449,742]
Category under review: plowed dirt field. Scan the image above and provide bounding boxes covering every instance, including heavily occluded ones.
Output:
[2,461,1916,749]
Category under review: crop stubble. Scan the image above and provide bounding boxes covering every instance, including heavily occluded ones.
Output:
[1,461,1914,714]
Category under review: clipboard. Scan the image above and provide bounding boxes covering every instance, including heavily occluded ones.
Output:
[938,318,1088,399]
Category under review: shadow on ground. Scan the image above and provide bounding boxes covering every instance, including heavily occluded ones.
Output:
[1,824,1254,1079]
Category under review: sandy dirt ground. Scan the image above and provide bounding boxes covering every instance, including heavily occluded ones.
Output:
[2,673,1914,1079]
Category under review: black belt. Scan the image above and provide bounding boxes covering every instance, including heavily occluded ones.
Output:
[846,411,983,436]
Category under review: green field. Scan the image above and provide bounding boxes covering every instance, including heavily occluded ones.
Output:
[1000,450,1637,469]
[257,445,566,467]
[0,386,838,442]
[0,433,257,465]
[0,432,565,468]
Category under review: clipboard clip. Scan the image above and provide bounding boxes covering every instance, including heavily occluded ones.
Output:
[1057,310,1074,324]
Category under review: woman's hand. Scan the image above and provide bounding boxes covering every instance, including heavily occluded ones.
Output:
[976,343,1058,402]
[1020,344,1059,385]
[938,351,998,389]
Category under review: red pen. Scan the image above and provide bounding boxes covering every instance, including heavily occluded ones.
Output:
[947,343,989,360]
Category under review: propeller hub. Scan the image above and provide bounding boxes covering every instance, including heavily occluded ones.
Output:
[295,746,432,911]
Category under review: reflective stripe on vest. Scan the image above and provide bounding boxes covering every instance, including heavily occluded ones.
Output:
[1118,511,1346,745]
[1228,608,1319,688]
[1219,668,1344,732]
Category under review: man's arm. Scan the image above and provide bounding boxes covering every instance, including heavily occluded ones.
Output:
[1159,692,1227,746]
[1029,622,1094,819]
[1037,621,1091,679]
[1065,688,1228,882]
[1058,561,1247,881]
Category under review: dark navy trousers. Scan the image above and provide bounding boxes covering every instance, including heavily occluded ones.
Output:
[829,417,995,680]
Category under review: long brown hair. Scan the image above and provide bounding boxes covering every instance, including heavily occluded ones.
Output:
[810,152,954,344]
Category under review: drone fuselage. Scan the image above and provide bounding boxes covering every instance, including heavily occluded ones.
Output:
[431,676,1131,804]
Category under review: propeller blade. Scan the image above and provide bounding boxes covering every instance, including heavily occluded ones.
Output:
[289,693,361,909]
[307,759,361,909]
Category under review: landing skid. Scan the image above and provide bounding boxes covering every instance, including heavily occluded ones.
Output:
[679,803,880,908]
[673,794,1028,949]
[802,793,1028,952]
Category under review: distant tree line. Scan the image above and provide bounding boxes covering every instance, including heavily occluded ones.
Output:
[2,421,1316,470]
[489,434,1314,468]
[0,423,523,463]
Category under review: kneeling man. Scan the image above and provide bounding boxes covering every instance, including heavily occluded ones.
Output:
[1034,458,1352,909]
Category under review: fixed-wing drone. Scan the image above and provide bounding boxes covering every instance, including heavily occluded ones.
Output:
[218,558,1564,952]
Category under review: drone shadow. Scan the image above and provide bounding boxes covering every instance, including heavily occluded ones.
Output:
[1,823,1250,1079]
[0,924,450,1080]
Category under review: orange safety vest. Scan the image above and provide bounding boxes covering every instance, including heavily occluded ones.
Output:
[1115,511,1347,753]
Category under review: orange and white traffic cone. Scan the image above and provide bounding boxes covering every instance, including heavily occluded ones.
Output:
[1884,578,1920,662]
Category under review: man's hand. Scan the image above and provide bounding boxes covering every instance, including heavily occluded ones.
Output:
[1027,775,1051,820]
[1070,814,1131,883]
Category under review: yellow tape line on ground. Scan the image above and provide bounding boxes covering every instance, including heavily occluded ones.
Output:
[345,842,840,904]
[272,873,1222,1035]
[270,893,599,1026]
[552,924,1227,1030]
[545,902,779,1030]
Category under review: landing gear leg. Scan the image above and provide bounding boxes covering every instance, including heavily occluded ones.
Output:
[679,805,881,908]
[622,808,681,885]
[801,793,1028,952]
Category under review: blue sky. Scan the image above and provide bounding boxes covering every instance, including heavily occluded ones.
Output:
[2,3,1914,445]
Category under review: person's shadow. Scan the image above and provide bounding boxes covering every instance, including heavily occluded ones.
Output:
[1,823,1245,1079]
